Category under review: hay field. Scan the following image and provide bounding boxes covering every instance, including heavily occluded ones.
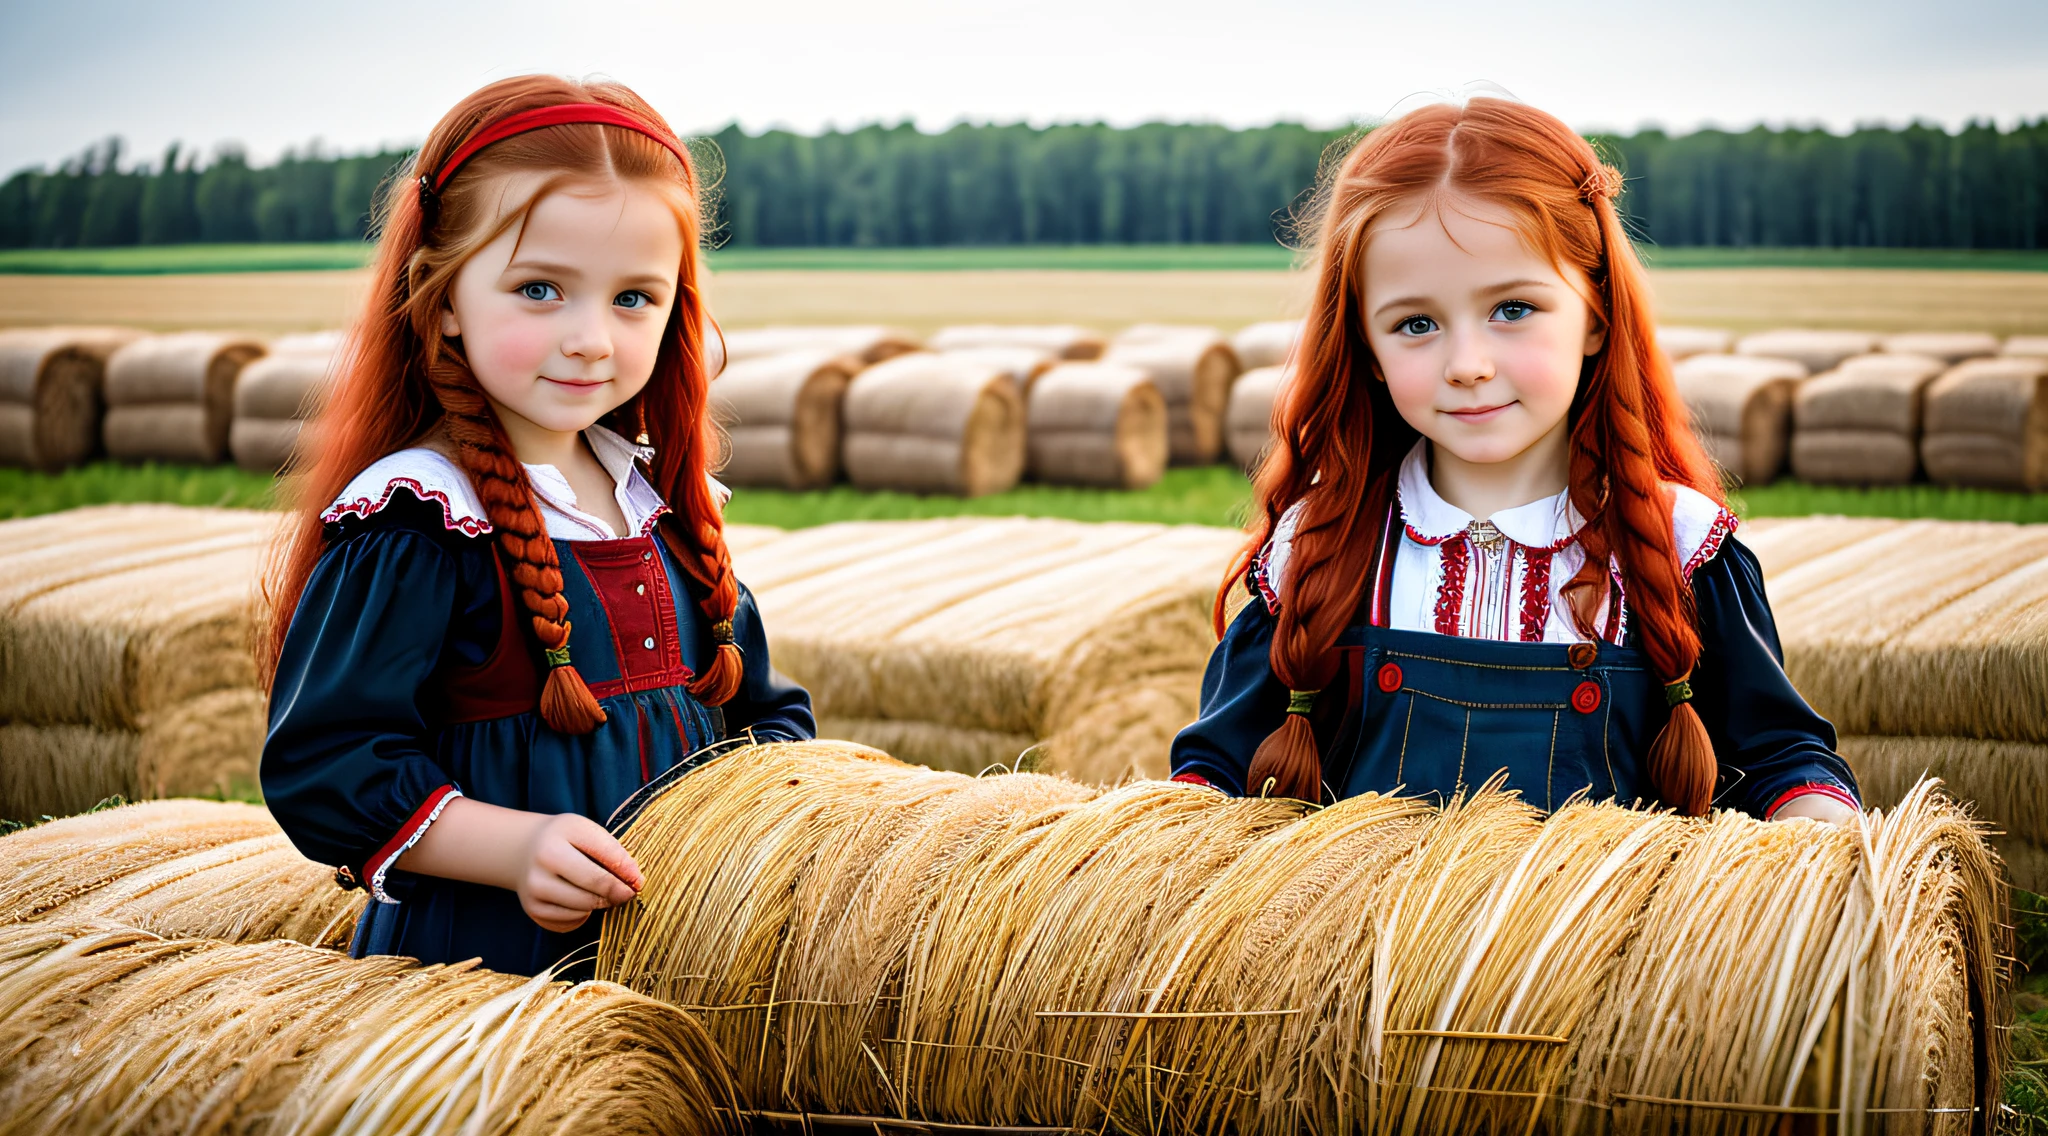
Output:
[6,264,2047,336]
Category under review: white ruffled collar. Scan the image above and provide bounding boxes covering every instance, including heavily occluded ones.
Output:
[1396,439,1585,551]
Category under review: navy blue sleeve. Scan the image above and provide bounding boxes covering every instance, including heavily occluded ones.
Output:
[720,580,816,743]
[1169,596,1289,796]
[261,499,477,882]
[1690,535,1861,816]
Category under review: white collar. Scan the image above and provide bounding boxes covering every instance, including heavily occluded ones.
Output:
[524,425,665,540]
[1396,439,1585,550]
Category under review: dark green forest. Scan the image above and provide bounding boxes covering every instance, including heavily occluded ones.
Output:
[2,118,2044,251]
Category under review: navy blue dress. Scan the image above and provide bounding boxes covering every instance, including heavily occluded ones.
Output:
[1170,527,1858,819]
[263,488,814,977]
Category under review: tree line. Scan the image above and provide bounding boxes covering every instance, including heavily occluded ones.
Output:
[2,119,2044,250]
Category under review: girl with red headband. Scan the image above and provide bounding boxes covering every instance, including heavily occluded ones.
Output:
[260,76,814,976]
[1171,98,1859,824]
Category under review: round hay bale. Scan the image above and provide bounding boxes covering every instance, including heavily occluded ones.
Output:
[1672,354,1809,485]
[1024,362,1167,489]
[1104,325,1241,465]
[1655,325,1734,362]
[928,324,1105,360]
[1230,319,1303,370]
[1226,363,1286,472]
[1789,354,1947,484]
[841,352,1026,497]
[230,346,335,473]
[937,345,1057,393]
[710,348,857,490]
[1921,356,2048,491]
[721,325,920,366]
[0,327,143,471]
[101,332,266,464]
[1734,328,1879,374]
[1880,330,2000,364]
[2003,335,2048,359]
[0,921,741,1135]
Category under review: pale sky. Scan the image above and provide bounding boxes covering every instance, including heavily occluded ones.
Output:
[3,0,2045,174]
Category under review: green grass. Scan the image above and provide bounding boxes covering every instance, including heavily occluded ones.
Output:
[723,465,1257,529]
[0,462,278,519]
[6,241,2045,276]
[1731,479,2048,524]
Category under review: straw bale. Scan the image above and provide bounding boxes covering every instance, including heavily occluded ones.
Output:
[1735,327,1881,373]
[1880,330,2001,364]
[0,506,277,729]
[1672,353,1809,484]
[0,326,142,470]
[721,324,920,366]
[1789,353,1947,484]
[722,521,788,557]
[0,799,362,948]
[1748,517,2048,746]
[0,921,739,1135]
[841,352,1027,497]
[710,348,857,489]
[1226,363,1285,472]
[936,344,1057,392]
[816,715,1039,775]
[1656,325,1734,361]
[1230,319,1303,370]
[927,323,1105,360]
[1024,361,1168,489]
[228,416,305,473]
[1103,324,1242,465]
[2004,335,2048,359]
[233,344,332,419]
[1837,733,2048,886]
[733,518,1244,781]
[1920,356,2048,490]
[599,740,2006,1133]
[0,686,265,822]
[100,332,266,464]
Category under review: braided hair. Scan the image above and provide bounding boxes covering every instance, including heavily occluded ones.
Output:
[1229,97,1724,812]
[264,75,743,731]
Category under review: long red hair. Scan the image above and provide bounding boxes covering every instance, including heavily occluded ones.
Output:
[262,75,742,732]
[1232,98,1724,812]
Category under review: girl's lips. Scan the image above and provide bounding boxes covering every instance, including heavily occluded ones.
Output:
[541,376,608,390]
[1443,401,1514,423]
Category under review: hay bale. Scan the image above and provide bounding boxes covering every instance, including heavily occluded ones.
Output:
[0,921,740,1135]
[720,324,920,366]
[2003,335,2048,359]
[1024,361,1167,489]
[0,799,361,947]
[0,687,266,822]
[1920,356,2048,491]
[1226,363,1285,472]
[0,326,143,470]
[936,344,1057,392]
[733,518,1244,783]
[1103,324,1242,465]
[1789,353,1947,484]
[709,348,857,490]
[1735,327,1881,373]
[1671,353,1808,484]
[229,337,337,473]
[1230,319,1302,370]
[927,323,1105,360]
[1654,325,1733,362]
[1838,734,2048,889]
[101,332,266,464]
[1880,330,2001,364]
[840,352,1026,497]
[599,740,2005,1132]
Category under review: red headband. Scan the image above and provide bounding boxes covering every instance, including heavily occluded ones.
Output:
[421,102,689,202]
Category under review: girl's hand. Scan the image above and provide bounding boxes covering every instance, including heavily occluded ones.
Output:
[1770,793,1860,826]
[514,813,645,933]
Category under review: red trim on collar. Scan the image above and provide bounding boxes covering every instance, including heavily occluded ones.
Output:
[1684,507,1740,581]
[323,477,491,537]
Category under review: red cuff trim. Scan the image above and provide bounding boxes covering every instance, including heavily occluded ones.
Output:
[364,785,463,904]
[1764,782,1859,820]
[1171,773,1213,788]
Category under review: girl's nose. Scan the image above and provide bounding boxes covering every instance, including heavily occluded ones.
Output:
[560,303,615,362]
[1443,326,1494,387]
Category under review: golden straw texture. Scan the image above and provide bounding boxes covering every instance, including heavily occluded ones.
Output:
[0,921,740,1136]
[600,741,2006,1134]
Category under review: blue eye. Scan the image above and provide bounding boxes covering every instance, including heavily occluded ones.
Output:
[1494,300,1535,322]
[519,282,561,302]
[1397,316,1437,336]
[615,290,650,310]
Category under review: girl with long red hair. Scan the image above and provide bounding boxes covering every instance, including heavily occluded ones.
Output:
[260,76,813,977]
[1170,98,1858,824]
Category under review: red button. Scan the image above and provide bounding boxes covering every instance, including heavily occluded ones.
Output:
[1571,680,1602,714]
[1377,662,1403,693]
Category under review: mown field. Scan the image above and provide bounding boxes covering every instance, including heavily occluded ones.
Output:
[8,461,2048,528]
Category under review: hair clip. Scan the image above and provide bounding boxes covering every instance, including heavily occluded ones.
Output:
[416,174,439,225]
[1578,165,1622,207]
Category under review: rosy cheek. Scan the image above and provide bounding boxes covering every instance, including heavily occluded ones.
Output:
[469,306,555,381]
[1498,334,1583,404]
